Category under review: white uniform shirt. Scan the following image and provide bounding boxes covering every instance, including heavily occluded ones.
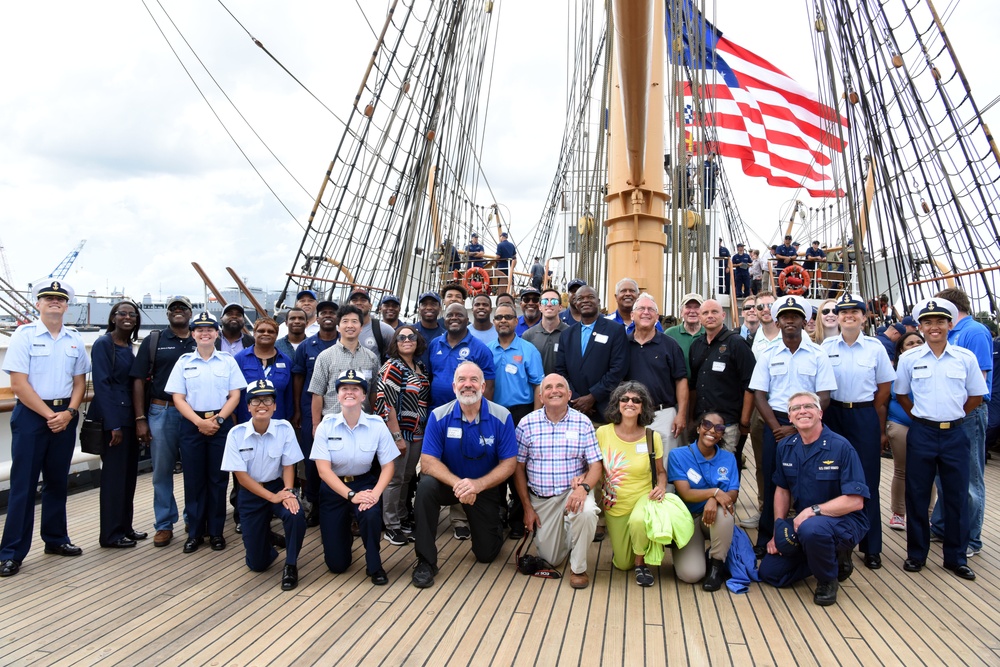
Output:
[221,419,303,482]
[822,334,896,402]
[310,411,399,476]
[164,350,245,411]
[2,322,91,399]
[749,338,838,413]
[895,343,988,421]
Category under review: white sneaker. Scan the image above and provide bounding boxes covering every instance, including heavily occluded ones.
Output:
[888,514,905,531]
[967,546,981,557]
[740,512,761,529]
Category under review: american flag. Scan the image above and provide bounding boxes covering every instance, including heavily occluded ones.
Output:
[667,3,848,198]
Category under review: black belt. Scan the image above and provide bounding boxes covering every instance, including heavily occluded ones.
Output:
[913,416,963,430]
[830,400,874,409]
[43,398,72,408]
[531,490,561,499]
[194,410,223,419]
[340,472,374,484]
[772,411,789,421]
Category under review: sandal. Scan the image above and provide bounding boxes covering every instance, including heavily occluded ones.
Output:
[634,565,654,587]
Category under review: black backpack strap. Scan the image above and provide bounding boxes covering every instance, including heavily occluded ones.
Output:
[147,329,161,379]
[646,427,657,487]
[371,317,386,360]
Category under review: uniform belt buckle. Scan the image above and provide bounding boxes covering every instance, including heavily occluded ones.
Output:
[940,422,950,430]
[842,401,853,408]
[343,475,355,483]
[52,399,65,406]
[204,411,215,419]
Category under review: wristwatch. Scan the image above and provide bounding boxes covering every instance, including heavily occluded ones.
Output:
[67,407,79,418]
[216,416,226,426]
[811,504,822,516]
[347,491,357,501]
[580,483,591,493]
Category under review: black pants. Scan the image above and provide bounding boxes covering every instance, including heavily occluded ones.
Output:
[503,403,535,527]
[99,427,139,546]
[414,476,504,568]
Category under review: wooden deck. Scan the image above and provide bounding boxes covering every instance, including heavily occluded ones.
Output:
[2,454,1000,666]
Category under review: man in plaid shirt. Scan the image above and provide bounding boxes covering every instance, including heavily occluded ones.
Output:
[513,373,603,589]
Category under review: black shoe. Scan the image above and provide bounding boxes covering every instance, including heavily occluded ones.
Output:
[210,536,226,551]
[126,530,148,541]
[412,560,438,588]
[592,526,606,543]
[234,523,242,535]
[306,509,320,528]
[183,537,203,553]
[702,558,725,592]
[281,564,298,591]
[944,563,976,581]
[753,545,767,560]
[44,543,83,557]
[903,558,924,572]
[453,526,471,541]
[173,462,183,474]
[271,532,286,549]
[0,559,20,577]
[351,521,361,537]
[863,553,882,570]
[634,565,654,587]
[384,528,408,546]
[814,580,839,606]
[369,568,389,586]
[104,537,137,549]
[508,525,525,541]
[837,550,854,582]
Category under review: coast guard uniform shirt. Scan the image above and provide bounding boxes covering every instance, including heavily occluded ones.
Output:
[222,419,303,482]
[895,344,988,421]
[3,322,91,399]
[749,339,837,414]
[773,426,870,514]
[821,335,895,402]
[310,411,399,476]
[164,350,245,411]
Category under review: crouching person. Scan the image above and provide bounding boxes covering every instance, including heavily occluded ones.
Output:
[514,374,603,589]
[221,380,306,591]
[758,391,869,606]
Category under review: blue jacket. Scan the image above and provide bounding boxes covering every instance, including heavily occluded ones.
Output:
[88,334,136,432]
[725,525,760,593]
[234,346,295,423]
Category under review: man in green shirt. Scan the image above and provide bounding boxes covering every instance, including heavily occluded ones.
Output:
[665,292,706,378]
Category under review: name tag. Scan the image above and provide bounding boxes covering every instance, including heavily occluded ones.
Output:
[276,362,286,368]
[447,427,463,439]
[505,363,518,374]
[712,361,726,372]
[686,468,703,484]
[594,334,609,344]
[565,431,578,441]
[553,343,559,352]
[636,441,648,454]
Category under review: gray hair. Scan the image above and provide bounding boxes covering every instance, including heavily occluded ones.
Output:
[452,360,484,384]
[788,391,821,411]
[634,292,658,314]
[615,277,639,294]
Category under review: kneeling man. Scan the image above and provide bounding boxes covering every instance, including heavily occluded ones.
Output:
[759,391,869,606]
[514,374,602,589]
[412,361,517,588]
[222,380,306,591]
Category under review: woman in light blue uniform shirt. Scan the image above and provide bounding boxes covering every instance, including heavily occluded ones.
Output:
[165,312,245,554]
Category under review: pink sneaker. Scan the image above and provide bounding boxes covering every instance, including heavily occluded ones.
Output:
[889,513,905,531]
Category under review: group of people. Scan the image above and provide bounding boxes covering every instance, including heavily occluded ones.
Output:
[0,278,990,609]
[718,236,849,301]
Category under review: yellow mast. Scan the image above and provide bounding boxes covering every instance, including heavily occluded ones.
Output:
[604,0,668,308]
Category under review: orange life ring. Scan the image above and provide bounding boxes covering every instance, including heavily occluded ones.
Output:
[463,267,491,297]
[778,264,810,296]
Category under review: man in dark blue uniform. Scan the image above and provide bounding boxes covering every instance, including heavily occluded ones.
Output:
[466,233,485,269]
[731,243,752,299]
[717,239,731,295]
[759,391,869,606]
[559,279,586,325]
[0,281,90,577]
[495,232,517,293]
[774,234,797,296]
[803,241,825,297]
[291,300,339,526]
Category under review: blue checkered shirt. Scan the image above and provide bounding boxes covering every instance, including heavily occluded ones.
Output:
[515,407,602,497]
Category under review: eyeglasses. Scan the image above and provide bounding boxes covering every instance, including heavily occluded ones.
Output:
[821,308,835,315]
[114,311,137,318]
[494,314,516,321]
[396,334,418,342]
[168,305,191,312]
[521,296,540,303]
[700,420,727,434]
[620,396,643,405]
[248,397,276,406]
[788,403,819,413]
[540,298,560,306]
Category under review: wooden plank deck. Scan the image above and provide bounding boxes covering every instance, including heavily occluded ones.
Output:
[1,454,1000,666]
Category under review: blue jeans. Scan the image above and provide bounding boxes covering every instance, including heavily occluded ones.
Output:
[148,403,185,531]
[930,403,986,551]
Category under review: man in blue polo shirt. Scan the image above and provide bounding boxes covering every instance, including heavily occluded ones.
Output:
[427,303,495,408]
[411,361,517,588]
[466,233,485,269]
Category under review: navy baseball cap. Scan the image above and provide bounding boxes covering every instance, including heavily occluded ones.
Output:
[380,294,401,306]
[890,323,907,335]
[567,279,587,292]
[901,315,918,327]
[296,289,318,301]
[222,303,245,316]
[418,291,441,304]
[773,518,801,555]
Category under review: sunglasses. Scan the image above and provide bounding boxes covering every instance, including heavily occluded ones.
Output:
[620,396,643,405]
[821,308,835,315]
[743,304,755,309]
[755,304,772,311]
[248,397,276,406]
[521,296,540,303]
[396,334,418,342]
[540,298,560,306]
[700,420,726,434]
[494,314,516,321]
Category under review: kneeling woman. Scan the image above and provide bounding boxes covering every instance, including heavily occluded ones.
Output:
[312,370,398,585]
[668,412,739,591]
[222,380,306,591]
[597,381,667,587]
[165,312,244,553]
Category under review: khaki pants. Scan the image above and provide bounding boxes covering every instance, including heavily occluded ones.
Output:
[672,509,735,583]
[530,489,599,575]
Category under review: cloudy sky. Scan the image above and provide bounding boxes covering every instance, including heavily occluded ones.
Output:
[0,0,996,302]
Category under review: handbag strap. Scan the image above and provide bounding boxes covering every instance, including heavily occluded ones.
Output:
[514,528,534,562]
[646,427,657,487]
